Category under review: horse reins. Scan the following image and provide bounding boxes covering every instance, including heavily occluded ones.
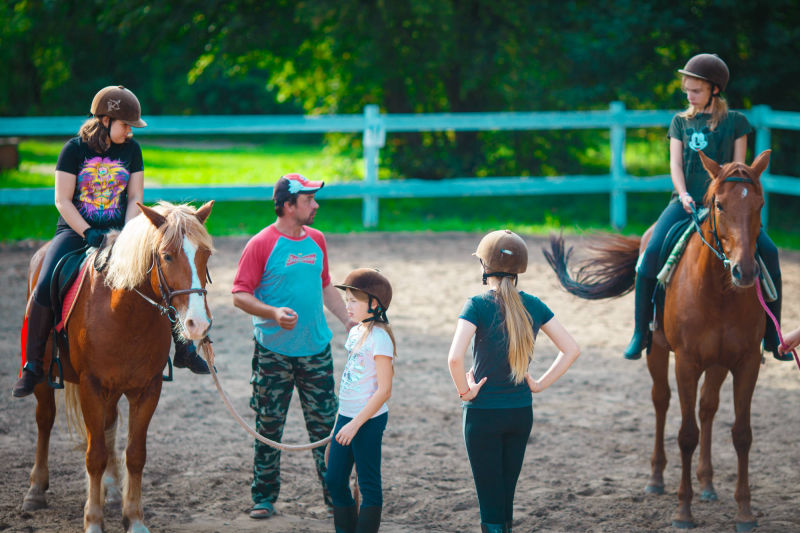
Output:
[134,252,209,324]
[690,177,799,370]
[197,338,333,452]
[688,176,755,270]
[756,282,800,371]
[133,256,332,450]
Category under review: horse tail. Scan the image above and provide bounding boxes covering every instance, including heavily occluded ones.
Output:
[542,233,641,300]
[63,383,87,445]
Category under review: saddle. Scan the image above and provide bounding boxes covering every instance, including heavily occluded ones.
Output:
[49,245,96,332]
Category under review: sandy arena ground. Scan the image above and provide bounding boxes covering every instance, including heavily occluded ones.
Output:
[1,232,799,532]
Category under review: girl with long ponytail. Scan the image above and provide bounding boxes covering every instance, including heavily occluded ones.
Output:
[447,230,580,533]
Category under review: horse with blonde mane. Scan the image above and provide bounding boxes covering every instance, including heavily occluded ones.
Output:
[21,201,214,533]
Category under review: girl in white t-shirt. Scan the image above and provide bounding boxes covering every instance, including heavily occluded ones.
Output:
[325,268,396,533]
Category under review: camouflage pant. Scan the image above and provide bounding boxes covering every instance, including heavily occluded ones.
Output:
[250,340,337,507]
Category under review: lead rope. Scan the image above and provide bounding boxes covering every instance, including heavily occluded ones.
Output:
[755,282,800,371]
[197,338,334,452]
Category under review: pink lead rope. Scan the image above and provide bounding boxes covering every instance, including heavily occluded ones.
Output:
[756,281,800,371]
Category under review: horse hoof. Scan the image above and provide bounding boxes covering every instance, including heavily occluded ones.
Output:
[645,484,665,495]
[21,493,47,511]
[700,489,718,502]
[128,520,151,533]
[671,519,697,529]
[103,475,122,505]
[736,520,757,533]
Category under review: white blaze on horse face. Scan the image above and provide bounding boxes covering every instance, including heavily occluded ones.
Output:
[740,186,748,198]
[181,238,211,338]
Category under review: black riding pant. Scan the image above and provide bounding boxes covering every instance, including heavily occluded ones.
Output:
[463,405,533,525]
[33,228,86,307]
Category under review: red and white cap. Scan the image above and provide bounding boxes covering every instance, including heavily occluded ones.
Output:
[273,173,324,206]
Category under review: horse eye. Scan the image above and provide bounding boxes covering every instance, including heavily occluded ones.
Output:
[715,201,723,212]
[163,252,173,262]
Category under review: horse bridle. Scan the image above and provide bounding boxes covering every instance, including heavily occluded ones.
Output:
[689,176,755,270]
[134,251,210,324]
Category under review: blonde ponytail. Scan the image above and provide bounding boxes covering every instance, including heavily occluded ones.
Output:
[497,277,534,384]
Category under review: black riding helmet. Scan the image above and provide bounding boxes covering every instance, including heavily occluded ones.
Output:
[678,53,730,94]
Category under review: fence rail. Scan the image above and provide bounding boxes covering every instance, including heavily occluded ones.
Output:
[1,103,798,228]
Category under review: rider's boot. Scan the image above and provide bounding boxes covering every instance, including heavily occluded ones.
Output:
[333,504,358,533]
[13,300,54,397]
[355,506,381,533]
[763,276,791,361]
[623,275,657,360]
[172,331,210,374]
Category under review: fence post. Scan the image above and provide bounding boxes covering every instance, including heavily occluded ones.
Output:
[752,104,772,228]
[362,104,385,228]
[609,101,627,229]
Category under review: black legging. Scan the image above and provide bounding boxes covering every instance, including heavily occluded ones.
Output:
[638,200,780,280]
[463,405,533,525]
[33,228,86,307]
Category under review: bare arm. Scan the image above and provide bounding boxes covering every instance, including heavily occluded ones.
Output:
[232,291,297,330]
[669,138,695,213]
[125,170,144,223]
[779,327,800,355]
[335,355,393,445]
[447,318,486,401]
[733,135,748,163]
[525,317,580,393]
[323,283,357,330]
[55,171,91,236]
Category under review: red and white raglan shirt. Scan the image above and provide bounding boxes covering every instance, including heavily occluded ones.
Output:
[232,224,333,356]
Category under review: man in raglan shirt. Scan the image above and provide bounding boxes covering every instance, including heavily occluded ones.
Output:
[232,173,357,519]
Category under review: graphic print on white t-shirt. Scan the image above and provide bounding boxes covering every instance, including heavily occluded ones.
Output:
[338,324,394,418]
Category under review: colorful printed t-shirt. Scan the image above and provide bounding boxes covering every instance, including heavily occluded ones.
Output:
[459,290,554,409]
[55,136,143,230]
[232,224,332,356]
[668,110,752,202]
[338,324,394,418]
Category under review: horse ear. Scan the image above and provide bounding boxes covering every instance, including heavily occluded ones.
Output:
[698,150,721,179]
[195,200,214,225]
[137,202,167,229]
[750,149,771,177]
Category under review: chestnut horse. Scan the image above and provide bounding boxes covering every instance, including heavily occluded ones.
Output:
[544,151,771,532]
[22,201,214,533]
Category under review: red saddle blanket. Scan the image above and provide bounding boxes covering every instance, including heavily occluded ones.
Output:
[19,259,91,373]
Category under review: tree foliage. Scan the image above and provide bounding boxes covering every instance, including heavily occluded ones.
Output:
[3,0,799,176]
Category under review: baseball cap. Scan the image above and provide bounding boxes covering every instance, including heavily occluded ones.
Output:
[273,173,324,206]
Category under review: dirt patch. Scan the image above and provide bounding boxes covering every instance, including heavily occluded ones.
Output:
[1,233,799,532]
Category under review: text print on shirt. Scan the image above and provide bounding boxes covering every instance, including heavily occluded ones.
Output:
[286,253,317,266]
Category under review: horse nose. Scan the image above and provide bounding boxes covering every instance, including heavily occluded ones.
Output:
[731,261,759,287]
[731,264,743,282]
[183,316,210,340]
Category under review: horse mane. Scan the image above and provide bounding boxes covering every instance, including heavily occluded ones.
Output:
[103,201,214,291]
[703,161,763,206]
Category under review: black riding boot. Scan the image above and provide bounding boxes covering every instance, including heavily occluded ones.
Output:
[172,331,210,374]
[763,276,790,361]
[623,275,657,360]
[13,300,54,397]
[355,505,381,533]
[333,504,358,533]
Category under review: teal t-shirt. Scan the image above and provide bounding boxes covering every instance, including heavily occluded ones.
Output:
[667,110,752,202]
[459,290,554,409]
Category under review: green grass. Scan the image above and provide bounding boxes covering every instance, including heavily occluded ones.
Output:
[2,138,798,250]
